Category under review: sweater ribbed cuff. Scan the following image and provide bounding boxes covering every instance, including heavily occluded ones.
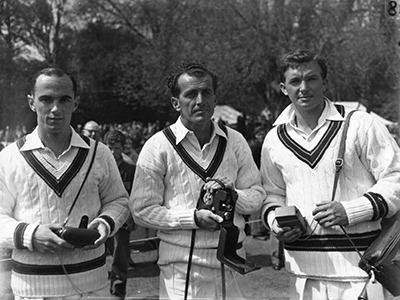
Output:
[261,205,281,229]
[341,197,374,225]
[363,192,389,220]
[178,210,197,229]
[24,223,40,251]
[14,222,28,249]
[193,209,200,228]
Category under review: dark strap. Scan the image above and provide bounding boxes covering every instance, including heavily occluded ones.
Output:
[330,110,356,202]
[63,140,98,226]
[184,229,196,300]
[221,262,226,300]
[329,110,366,262]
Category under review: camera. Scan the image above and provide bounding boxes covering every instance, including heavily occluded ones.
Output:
[274,206,307,234]
[51,216,100,248]
[197,184,260,274]
[198,188,237,222]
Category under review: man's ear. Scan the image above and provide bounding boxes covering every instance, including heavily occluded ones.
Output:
[322,78,328,93]
[171,97,180,112]
[279,82,288,96]
[73,96,80,112]
[27,94,35,112]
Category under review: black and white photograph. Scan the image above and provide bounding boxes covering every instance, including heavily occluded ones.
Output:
[0,0,399,299]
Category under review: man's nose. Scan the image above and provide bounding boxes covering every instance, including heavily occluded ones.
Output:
[299,80,308,91]
[50,101,61,111]
[195,92,204,104]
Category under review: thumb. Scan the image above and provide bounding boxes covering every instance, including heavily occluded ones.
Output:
[210,213,224,223]
[87,219,100,230]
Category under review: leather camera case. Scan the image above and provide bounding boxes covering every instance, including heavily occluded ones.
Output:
[358,211,400,296]
[275,206,307,234]
[52,227,100,248]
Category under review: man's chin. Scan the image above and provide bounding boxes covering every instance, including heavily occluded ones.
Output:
[192,115,211,124]
[45,124,67,134]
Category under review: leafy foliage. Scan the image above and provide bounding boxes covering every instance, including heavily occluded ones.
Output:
[0,0,398,127]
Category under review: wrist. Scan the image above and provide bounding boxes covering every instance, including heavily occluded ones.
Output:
[194,209,200,227]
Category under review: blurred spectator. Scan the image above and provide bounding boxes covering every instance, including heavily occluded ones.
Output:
[123,136,139,166]
[103,129,136,298]
[82,120,101,141]
[247,125,270,240]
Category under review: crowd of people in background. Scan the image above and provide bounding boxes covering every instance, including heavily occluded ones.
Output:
[0,114,274,162]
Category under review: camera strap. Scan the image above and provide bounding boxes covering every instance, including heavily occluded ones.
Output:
[163,123,228,300]
[330,110,355,202]
[62,139,99,227]
[330,110,373,299]
[330,110,360,253]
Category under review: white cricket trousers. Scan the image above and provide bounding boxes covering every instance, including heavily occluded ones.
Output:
[159,262,245,300]
[290,276,388,300]
[13,285,111,300]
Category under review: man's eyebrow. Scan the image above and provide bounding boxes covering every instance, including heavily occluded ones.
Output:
[38,94,72,98]
[38,95,52,99]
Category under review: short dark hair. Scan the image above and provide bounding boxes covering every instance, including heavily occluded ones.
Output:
[167,62,218,98]
[279,49,327,82]
[31,67,78,96]
[103,129,126,146]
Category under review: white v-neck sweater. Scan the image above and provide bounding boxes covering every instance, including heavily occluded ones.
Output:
[131,119,265,269]
[261,104,400,280]
[0,129,129,297]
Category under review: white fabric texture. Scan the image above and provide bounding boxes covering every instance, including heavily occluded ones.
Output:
[261,100,400,279]
[0,127,129,297]
[289,277,384,300]
[159,262,245,300]
[130,117,265,270]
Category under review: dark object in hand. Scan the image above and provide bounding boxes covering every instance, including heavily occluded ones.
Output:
[275,206,307,234]
[358,211,400,297]
[51,215,100,248]
[198,185,260,274]
[198,188,236,221]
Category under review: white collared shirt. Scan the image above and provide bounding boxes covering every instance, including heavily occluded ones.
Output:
[273,99,345,142]
[173,117,228,168]
[19,127,90,179]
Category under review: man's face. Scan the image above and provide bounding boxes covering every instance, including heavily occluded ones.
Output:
[28,75,78,135]
[280,61,326,114]
[171,73,216,129]
[82,124,100,140]
[107,142,123,162]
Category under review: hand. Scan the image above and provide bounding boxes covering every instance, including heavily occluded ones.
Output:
[33,225,74,253]
[270,218,302,243]
[312,201,349,228]
[195,209,223,231]
[204,176,234,195]
[83,219,110,250]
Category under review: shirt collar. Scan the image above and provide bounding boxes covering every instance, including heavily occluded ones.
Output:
[273,98,345,127]
[172,117,227,145]
[20,126,90,151]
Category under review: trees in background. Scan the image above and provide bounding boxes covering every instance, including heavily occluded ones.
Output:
[0,0,398,128]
